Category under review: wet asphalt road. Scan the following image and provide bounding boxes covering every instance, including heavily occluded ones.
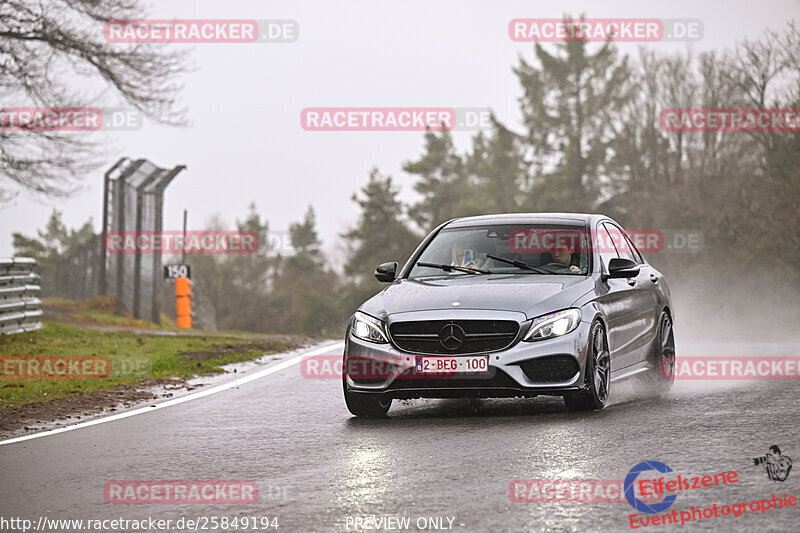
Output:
[1,342,799,533]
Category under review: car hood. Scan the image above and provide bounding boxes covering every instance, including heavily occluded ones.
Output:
[359,275,594,321]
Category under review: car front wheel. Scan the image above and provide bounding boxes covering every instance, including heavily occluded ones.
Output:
[343,380,392,418]
[564,321,610,411]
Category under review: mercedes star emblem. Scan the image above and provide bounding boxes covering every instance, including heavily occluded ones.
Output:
[439,323,466,350]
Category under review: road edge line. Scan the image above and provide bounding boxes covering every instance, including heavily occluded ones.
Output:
[0,341,344,446]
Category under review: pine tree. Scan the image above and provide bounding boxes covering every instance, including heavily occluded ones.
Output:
[514,17,634,212]
[465,116,528,214]
[404,130,470,231]
[341,169,420,309]
[268,206,341,334]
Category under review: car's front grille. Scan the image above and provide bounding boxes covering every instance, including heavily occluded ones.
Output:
[518,355,580,383]
[389,319,519,355]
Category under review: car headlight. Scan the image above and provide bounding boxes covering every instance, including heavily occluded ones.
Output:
[351,311,389,344]
[524,308,581,341]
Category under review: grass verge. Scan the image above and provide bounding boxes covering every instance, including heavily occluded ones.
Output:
[0,321,305,411]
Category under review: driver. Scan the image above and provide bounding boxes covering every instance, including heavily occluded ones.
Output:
[546,243,581,273]
[451,237,484,270]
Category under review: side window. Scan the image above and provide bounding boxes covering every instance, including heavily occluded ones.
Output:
[623,231,645,264]
[605,223,636,263]
[597,224,620,269]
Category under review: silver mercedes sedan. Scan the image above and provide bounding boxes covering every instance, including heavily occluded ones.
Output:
[342,213,675,417]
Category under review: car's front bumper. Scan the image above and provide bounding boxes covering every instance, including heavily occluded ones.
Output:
[344,314,593,400]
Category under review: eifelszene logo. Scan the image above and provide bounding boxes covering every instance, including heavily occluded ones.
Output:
[624,461,678,514]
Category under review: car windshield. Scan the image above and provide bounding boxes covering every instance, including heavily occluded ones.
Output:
[408,224,591,278]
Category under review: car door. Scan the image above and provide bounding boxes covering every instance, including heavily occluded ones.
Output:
[592,223,638,371]
[623,229,668,363]
[606,223,660,368]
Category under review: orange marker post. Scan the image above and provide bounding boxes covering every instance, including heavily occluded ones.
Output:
[175,277,192,328]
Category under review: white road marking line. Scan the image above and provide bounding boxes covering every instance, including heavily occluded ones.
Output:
[0,341,344,446]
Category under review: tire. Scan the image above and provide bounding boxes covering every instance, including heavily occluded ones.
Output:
[645,311,675,395]
[343,378,392,418]
[564,321,610,411]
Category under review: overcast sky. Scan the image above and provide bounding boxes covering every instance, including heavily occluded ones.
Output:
[1,0,798,257]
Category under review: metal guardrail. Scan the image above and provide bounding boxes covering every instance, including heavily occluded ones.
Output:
[0,257,43,334]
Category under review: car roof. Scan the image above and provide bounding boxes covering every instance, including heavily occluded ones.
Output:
[444,213,608,228]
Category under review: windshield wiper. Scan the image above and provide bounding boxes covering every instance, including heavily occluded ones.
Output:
[486,254,553,274]
[416,262,491,275]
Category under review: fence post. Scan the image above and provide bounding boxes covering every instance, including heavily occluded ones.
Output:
[112,159,146,316]
[100,157,128,295]
[149,165,186,324]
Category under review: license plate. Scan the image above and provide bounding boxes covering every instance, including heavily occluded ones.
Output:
[414,355,489,374]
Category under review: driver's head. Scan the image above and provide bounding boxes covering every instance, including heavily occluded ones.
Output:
[769,445,781,458]
[452,237,476,264]
[552,244,574,266]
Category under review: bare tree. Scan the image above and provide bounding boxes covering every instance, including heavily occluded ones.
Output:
[0,0,187,199]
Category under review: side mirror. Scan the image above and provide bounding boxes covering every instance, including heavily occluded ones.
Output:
[606,258,640,279]
[374,262,398,282]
